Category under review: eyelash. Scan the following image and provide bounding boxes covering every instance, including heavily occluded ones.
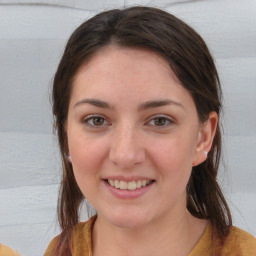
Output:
[81,115,174,129]
[147,115,174,128]
[82,115,109,128]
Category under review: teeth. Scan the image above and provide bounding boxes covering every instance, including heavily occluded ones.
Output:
[128,181,136,190]
[114,180,120,188]
[108,179,152,190]
[137,180,142,188]
[120,181,128,190]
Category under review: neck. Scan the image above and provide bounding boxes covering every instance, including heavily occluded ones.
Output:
[92,209,207,256]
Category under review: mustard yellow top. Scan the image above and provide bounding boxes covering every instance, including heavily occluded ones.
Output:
[44,216,256,256]
[0,244,21,256]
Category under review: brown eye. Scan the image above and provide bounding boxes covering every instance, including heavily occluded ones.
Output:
[92,117,105,126]
[154,117,167,126]
[147,115,173,128]
[83,115,108,127]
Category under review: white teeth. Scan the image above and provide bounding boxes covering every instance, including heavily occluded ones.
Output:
[137,180,142,188]
[128,181,136,190]
[108,179,152,190]
[114,180,120,188]
[120,181,128,190]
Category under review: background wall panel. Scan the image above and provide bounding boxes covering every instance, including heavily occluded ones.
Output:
[0,0,255,255]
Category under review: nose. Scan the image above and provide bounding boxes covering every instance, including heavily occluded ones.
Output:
[109,124,146,169]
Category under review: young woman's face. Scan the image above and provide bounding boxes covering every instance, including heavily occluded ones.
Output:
[66,46,207,228]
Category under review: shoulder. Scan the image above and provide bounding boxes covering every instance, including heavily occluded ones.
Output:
[43,235,60,256]
[71,217,94,255]
[0,244,21,256]
[43,216,96,256]
[222,226,256,255]
[190,224,256,256]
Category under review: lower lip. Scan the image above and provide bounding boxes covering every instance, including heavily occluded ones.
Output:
[103,180,154,199]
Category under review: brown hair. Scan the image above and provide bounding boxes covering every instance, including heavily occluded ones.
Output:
[52,6,232,255]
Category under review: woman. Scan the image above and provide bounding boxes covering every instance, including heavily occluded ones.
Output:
[44,6,256,256]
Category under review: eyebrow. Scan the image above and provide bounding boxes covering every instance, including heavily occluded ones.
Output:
[74,99,114,109]
[73,98,185,111]
[138,99,185,111]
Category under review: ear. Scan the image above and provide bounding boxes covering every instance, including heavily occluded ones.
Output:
[192,111,218,166]
[67,154,72,163]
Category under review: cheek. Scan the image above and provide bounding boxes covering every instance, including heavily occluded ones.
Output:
[151,138,194,198]
[68,138,106,204]
[148,132,198,192]
[70,135,104,172]
[150,133,196,169]
[67,132,107,192]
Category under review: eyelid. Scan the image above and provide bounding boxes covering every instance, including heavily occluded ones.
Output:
[82,114,110,128]
[146,114,174,128]
[81,114,174,129]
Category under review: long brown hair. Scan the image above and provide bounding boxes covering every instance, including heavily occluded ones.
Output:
[52,6,232,255]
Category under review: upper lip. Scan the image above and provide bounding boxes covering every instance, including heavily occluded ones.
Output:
[103,176,154,182]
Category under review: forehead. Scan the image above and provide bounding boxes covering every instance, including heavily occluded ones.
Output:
[70,46,195,111]
[74,45,174,79]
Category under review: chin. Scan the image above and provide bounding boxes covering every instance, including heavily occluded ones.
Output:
[103,209,151,229]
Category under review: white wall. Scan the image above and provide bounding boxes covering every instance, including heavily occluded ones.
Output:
[0,0,255,255]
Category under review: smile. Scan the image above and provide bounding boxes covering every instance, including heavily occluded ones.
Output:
[107,179,153,190]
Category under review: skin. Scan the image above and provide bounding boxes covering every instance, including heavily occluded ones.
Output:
[66,46,218,256]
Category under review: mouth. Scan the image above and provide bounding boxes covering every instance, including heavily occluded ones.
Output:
[106,179,155,191]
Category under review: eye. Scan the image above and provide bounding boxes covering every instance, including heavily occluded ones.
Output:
[147,115,174,128]
[82,115,109,127]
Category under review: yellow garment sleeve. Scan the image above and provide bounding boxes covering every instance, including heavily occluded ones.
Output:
[0,244,21,256]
